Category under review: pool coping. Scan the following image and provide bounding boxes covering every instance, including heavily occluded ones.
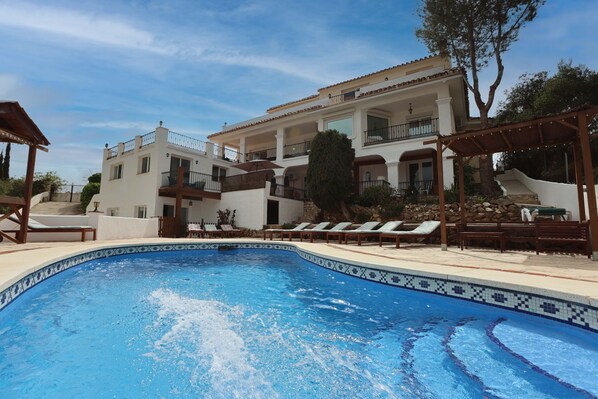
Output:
[1,239,597,333]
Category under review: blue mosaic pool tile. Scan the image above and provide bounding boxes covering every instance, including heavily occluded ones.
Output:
[1,242,598,333]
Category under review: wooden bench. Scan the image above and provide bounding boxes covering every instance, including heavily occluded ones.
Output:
[536,221,590,258]
[459,231,505,252]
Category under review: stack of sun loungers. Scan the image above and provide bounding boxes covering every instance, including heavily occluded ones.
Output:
[281,222,330,241]
[378,221,441,248]
[343,221,404,245]
[263,222,311,240]
[326,221,381,244]
[299,221,352,243]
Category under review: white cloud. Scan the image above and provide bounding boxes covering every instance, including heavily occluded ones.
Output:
[0,2,175,55]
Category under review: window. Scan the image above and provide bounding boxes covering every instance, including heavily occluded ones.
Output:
[111,164,123,180]
[139,155,150,174]
[326,116,353,136]
[212,165,227,182]
[135,206,147,219]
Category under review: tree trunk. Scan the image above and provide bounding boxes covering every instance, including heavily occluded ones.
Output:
[478,111,495,196]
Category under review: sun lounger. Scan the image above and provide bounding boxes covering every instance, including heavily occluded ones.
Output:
[4,216,96,242]
[220,224,242,237]
[282,222,330,241]
[263,222,311,240]
[186,223,204,238]
[344,221,404,245]
[300,221,352,243]
[379,221,440,248]
[326,221,381,244]
[204,224,224,238]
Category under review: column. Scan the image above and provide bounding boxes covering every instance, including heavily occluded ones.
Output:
[239,137,246,162]
[155,126,169,146]
[442,153,455,190]
[436,96,456,135]
[206,142,215,160]
[317,118,324,132]
[275,128,284,162]
[134,135,142,151]
[354,109,367,148]
[385,161,399,189]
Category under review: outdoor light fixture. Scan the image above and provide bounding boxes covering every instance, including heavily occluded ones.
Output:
[189,201,193,207]
[408,103,413,114]
[93,201,99,212]
[166,153,170,157]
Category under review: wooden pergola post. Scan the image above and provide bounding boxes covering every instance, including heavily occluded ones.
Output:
[458,156,466,224]
[437,139,447,250]
[577,112,598,260]
[19,145,37,243]
[572,142,586,221]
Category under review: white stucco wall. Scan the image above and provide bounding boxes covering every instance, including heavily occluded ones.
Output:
[220,188,268,229]
[88,213,158,240]
[272,196,305,225]
[511,168,598,221]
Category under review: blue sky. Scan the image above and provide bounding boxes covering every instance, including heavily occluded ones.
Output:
[0,0,596,184]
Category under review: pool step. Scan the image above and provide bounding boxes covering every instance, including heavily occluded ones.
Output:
[490,318,598,398]
[403,319,486,399]
[446,319,586,399]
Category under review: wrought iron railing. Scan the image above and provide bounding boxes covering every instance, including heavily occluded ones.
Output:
[167,131,207,153]
[106,145,118,159]
[247,147,276,161]
[141,131,156,147]
[213,144,241,162]
[397,180,434,195]
[328,90,358,106]
[283,140,311,158]
[122,138,135,153]
[161,171,221,192]
[357,179,390,195]
[363,118,439,146]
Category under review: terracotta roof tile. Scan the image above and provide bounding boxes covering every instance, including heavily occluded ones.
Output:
[318,55,439,91]
[266,94,319,113]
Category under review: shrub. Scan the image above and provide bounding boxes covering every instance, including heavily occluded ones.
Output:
[217,208,236,227]
[379,201,405,221]
[353,208,373,224]
[360,184,395,207]
[80,183,100,211]
[281,222,296,229]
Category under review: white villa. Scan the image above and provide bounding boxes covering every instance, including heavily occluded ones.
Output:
[94,55,469,231]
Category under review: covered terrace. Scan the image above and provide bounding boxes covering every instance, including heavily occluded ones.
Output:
[0,101,50,243]
[425,105,598,260]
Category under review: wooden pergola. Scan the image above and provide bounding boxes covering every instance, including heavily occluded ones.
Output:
[0,102,50,243]
[424,105,598,260]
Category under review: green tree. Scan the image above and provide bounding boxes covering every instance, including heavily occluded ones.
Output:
[0,143,10,180]
[497,61,598,181]
[87,173,102,184]
[306,130,355,218]
[81,173,101,212]
[416,0,544,195]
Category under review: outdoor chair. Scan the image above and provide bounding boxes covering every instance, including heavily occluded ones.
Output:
[220,224,242,237]
[3,216,96,242]
[300,221,352,243]
[281,222,330,241]
[204,224,224,238]
[326,221,381,244]
[186,223,204,238]
[344,221,404,246]
[378,220,440,248]
[263,222,311,240]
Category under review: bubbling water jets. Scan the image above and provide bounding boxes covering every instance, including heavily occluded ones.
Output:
[146,289,278,399]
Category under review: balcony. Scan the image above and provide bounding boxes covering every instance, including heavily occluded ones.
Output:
[363,118,439,146]
[247,148,276,161]
[213,144,241,163]
[221,170,274,192]
[284,140,311,158]
[357,179,390,195]
[159,170,221,200]
[397,180,434,196]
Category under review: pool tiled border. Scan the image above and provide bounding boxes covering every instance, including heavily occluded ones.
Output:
[1,242,597,333]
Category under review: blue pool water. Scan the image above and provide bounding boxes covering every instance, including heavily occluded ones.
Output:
[0,249,597,398]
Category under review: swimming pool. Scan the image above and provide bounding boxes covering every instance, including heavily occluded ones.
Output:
[1,246,597,398]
